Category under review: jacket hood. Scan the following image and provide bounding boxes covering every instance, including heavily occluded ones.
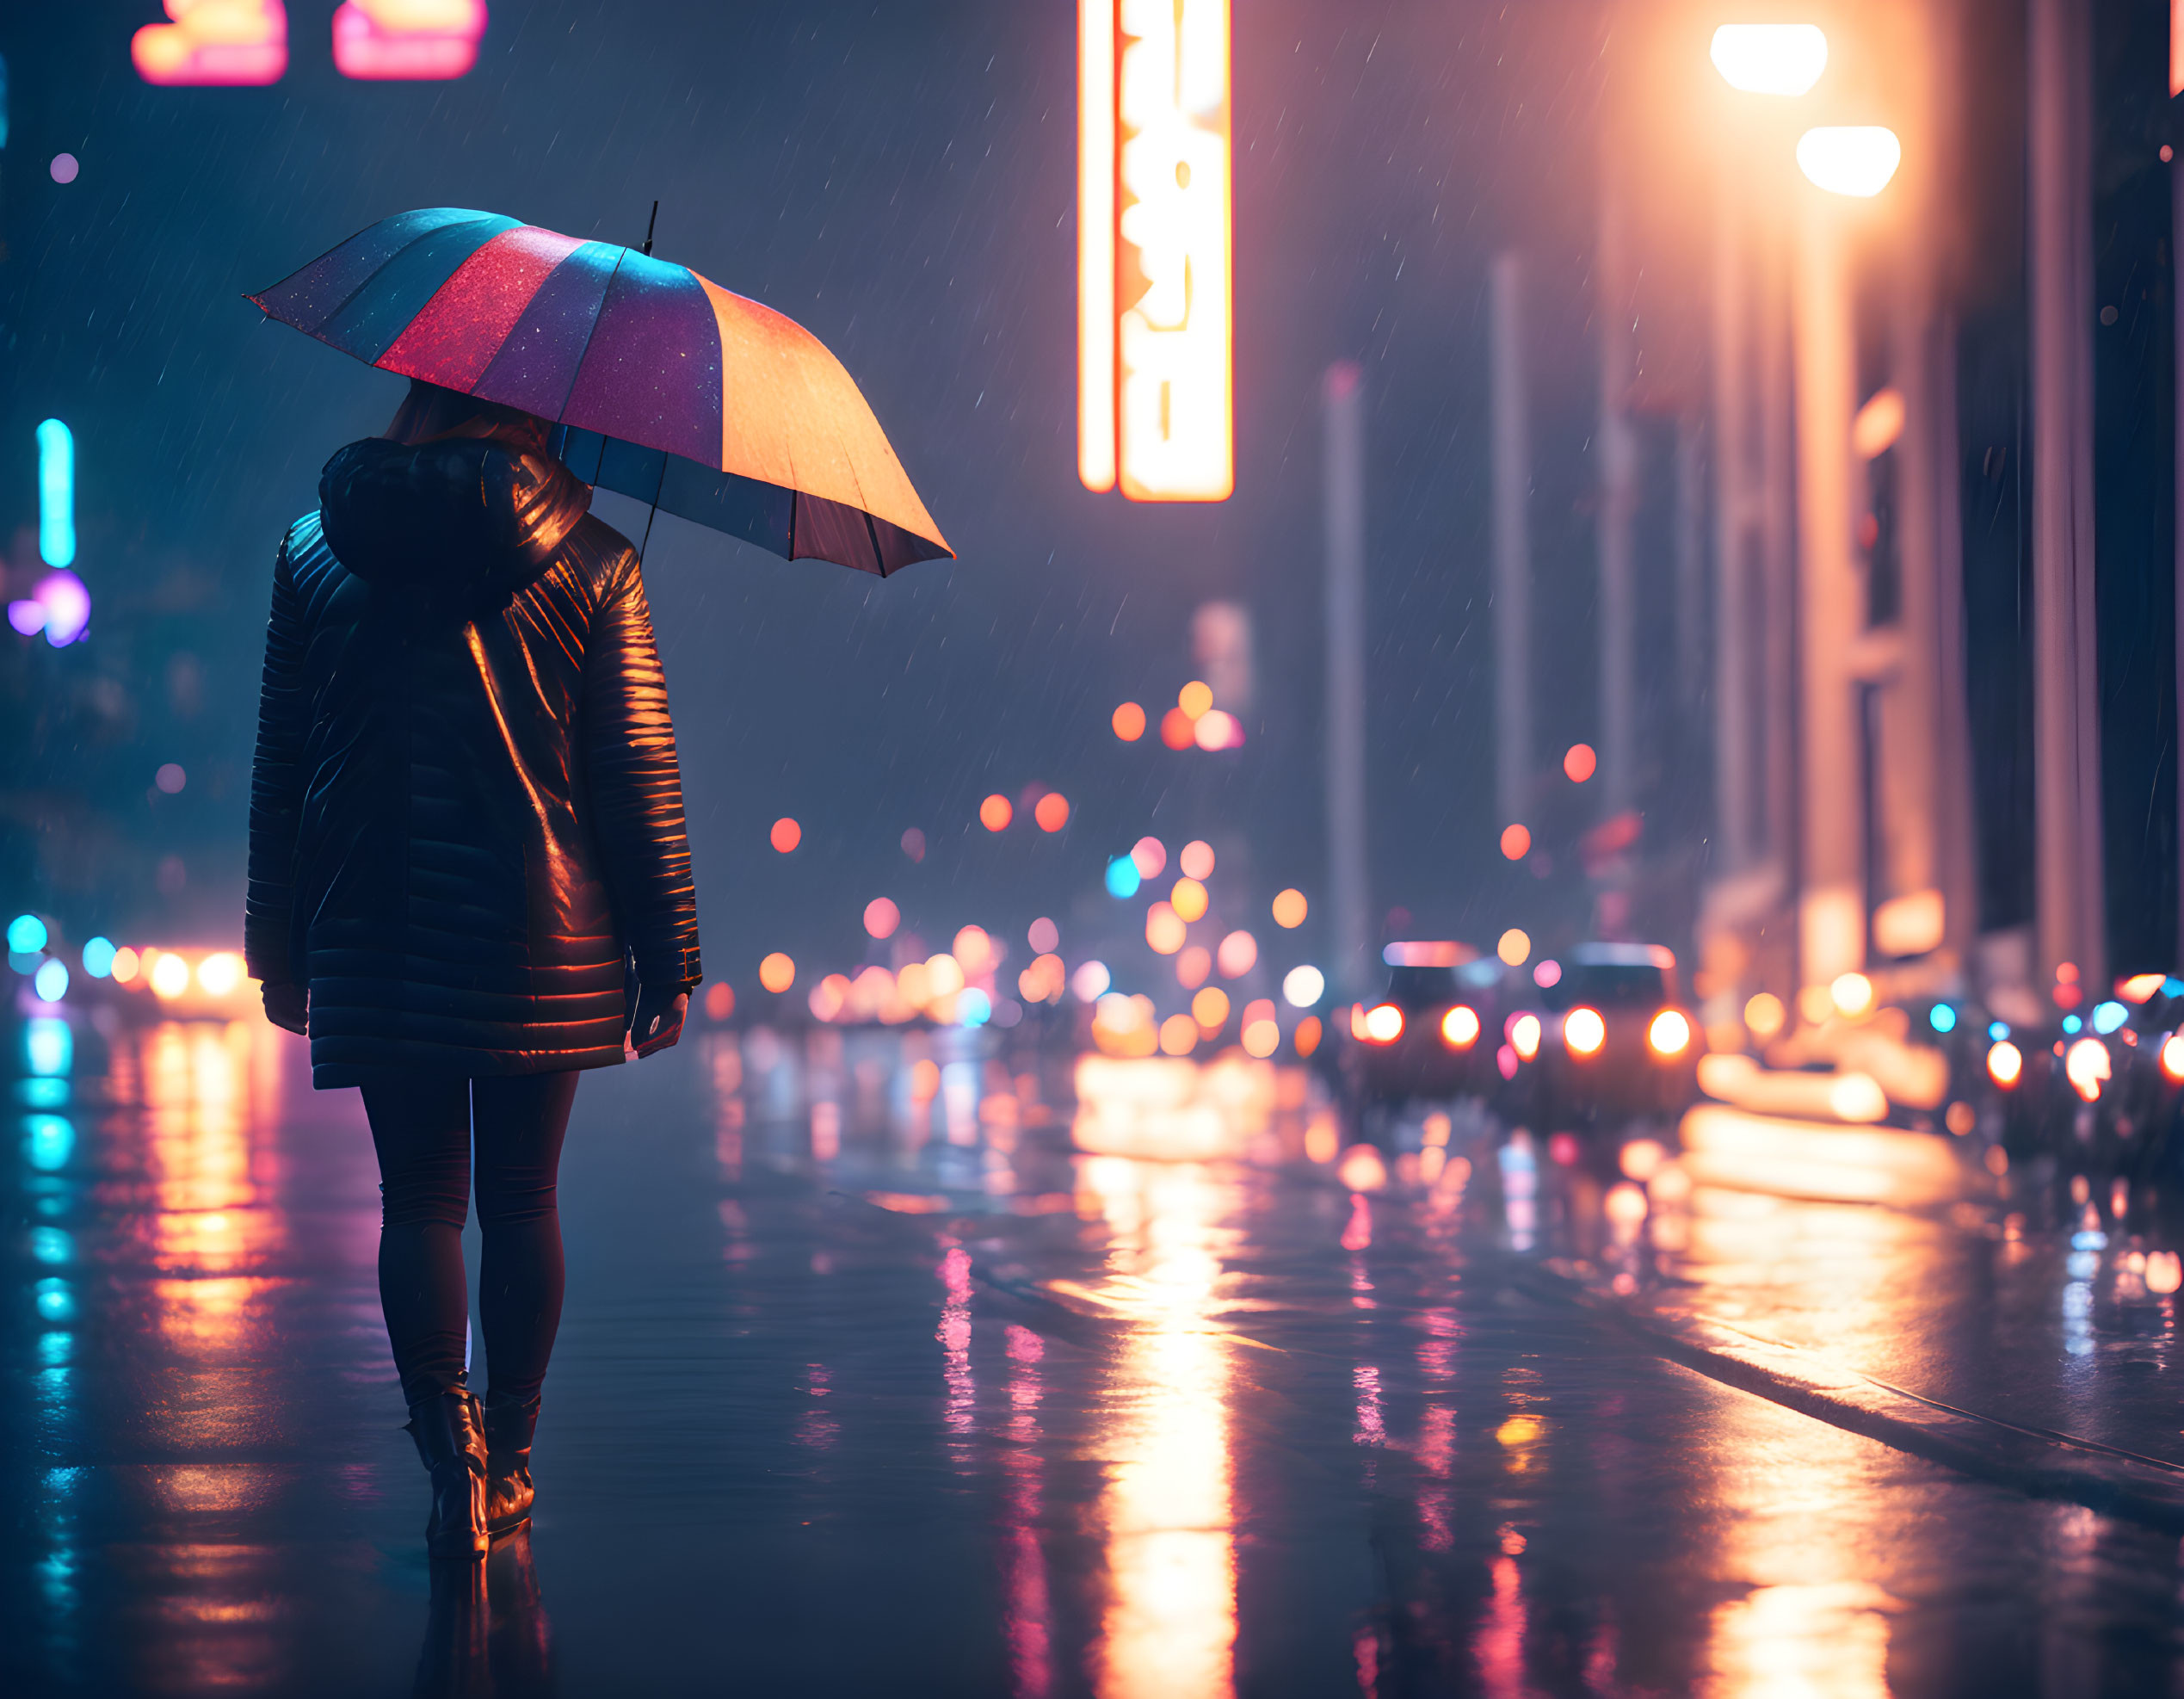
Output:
[318,436,591,602]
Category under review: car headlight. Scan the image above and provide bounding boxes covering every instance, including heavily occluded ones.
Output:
[1362,1004,1404,1043]
[1646,1010,1691,1058]
[1563,1007,1606,1056]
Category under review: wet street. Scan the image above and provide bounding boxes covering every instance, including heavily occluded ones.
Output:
[10,1012,2184,1698]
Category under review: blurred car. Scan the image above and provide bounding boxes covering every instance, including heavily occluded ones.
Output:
[1339,941,1519,1115]
[1528,942,1703,1121]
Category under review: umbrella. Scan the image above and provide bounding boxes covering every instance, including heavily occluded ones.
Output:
[248,207,950,576]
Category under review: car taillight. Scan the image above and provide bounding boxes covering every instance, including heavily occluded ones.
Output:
[1563,1007,1605,1056]
[1441,1005,1480,1049]
[1362,1004,1404,1043]
[1646,1010,1691,1059]
[2064,1038,2110,1103]
[1986,1040,2022,1089]
[1509,1012,1540,1061]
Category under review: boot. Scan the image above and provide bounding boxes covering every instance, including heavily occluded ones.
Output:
[483,1393,540,1536]
[406,1387,490,1561]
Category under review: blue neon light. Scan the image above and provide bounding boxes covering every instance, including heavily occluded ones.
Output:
[37,419,74,568]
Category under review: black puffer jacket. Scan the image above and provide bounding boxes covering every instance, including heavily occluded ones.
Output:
[245,434,701,1088]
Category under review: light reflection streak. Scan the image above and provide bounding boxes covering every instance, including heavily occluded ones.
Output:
[1082,1158,1237,1699]
[938,1245,976,1462]
[1003,1325,1053,1698]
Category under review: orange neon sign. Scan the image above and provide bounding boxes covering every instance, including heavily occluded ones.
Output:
[1078,0,1233,503]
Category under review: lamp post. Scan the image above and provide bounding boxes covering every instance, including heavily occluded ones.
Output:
[1789,127,1901,997]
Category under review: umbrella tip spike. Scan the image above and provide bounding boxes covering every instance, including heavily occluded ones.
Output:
[640,200,658,257]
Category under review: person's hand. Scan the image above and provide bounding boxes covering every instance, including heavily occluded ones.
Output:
[262,980,308,1035]
[630,984,689,1059]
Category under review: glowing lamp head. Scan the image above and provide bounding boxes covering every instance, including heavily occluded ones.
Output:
[1441,1004,1480,1049]
[1562,1007,1606,1057]
[1796,127,1903,198]
[1647,1010,1693,1058]
[2064,1037,2111,1103]
[1986,1039,2023,1090]
[1362,1004,1404,1044]
[1708,23,1828,96]
[1509,1012,1541,1062]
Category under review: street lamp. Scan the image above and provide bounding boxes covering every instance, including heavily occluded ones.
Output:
[1795,127,1903,198]
[1708,24,1828,97]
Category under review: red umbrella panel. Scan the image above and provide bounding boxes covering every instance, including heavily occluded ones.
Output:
[249,207,950,576]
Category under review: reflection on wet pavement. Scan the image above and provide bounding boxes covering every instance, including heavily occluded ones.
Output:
[9,1013,2184,1694]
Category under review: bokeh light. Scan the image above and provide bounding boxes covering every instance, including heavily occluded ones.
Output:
[1034,792,1070,831]
[156,764,188,794]
[1271,888,1308,929]
[1295,1015,1323,1057]
[1027,917,1059,954]
[1178,680,1213,718]
[1499,823,1531,861]
[1145,902,1186,955]
[1169,877,1208,922]
[111,947,141,985]
[1829,972,1874,1017]
[1216,930,1256,978]
[1743,992,1786,1040]
[1158,1013,1199,1056]
[1176,945,1211,989]
[151,953,192,999]
[979,794,1014,831]
[1193,709,1241,749]
[9,914,48,954]
[1708,22,1828,96]
[770,817,801,853]
[1564,743,1596,782]
[81,937,115,978]
[1131,837,1167,878]
[1071,960,1112,1000]
[196,952,243,996]
[1533,959,1561,988]
[952,926,994,975]
[864,897,900,939]
[333,0,490,82]
[704,982,735,1021]
[1496,928,1531,967]
[33,959,68,1003]
[1112,701,1146,741]
[1105,856,1142,898]
[901,827,926,862]
[1159,707,1195,749]
[1179,840,1215,880]
[1192,986,1230,1030]
[1282,964,1324,1007]
[49,153,80,184]
[759,953,796,993]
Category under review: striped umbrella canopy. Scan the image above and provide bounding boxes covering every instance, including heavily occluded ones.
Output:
[248,207,950,576]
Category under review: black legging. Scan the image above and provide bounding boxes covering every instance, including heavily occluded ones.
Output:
[360,1071,580,1408]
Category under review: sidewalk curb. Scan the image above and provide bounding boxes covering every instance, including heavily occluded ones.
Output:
[1503,1258,2184,1535]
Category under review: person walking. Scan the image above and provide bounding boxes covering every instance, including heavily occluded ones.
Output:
[244,377,700,1560]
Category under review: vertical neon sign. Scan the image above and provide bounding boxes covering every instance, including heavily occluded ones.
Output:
[1079,0,1232,503]
[37,420,74,568]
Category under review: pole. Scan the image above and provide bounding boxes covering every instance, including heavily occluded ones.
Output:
[1710,166,1755,873]
[1323,362,1371,997]
[1597,190,1638,817]
[2028,0,2105,991]
[1490,253,1534,837]
[1791,194,1866,992]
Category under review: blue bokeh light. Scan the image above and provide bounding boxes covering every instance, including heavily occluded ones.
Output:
[8,913,48,954]
[1928,1004,1957,1035]
[32,960,68,1004]
[2061,1014,2082,1035]
[37,419,75,568]
[958,987,992,1027]
[2090,1000,2129,1035]
[1105,856,1141,899]
[25,1115,74,1172]
[80,937,114,979]
[26,1018,71,1077]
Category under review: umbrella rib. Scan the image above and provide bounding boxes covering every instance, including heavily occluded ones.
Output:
[551,246,628,434]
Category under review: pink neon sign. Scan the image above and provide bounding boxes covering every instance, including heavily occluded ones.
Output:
[132,2,288,88]
[332,0,488,81]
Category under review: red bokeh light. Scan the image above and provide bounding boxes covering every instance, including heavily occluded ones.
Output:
[770,817,801,853]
